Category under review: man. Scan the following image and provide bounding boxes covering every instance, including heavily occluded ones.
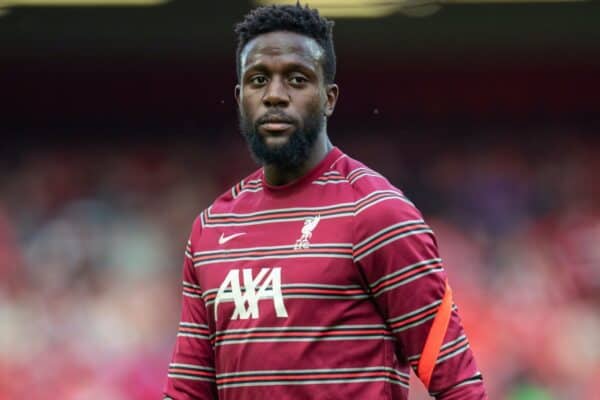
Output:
[164,4,487,399]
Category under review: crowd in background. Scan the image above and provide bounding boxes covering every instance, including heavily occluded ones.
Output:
[0,129,598,399]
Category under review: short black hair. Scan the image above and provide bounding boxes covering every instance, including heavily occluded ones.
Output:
[234,3,336,84]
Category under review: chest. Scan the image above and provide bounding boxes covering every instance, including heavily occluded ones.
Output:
[191,212,364,327]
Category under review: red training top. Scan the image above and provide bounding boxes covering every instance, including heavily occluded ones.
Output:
[164,147,487,400]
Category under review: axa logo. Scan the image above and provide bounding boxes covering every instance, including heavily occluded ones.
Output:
[214,267,288,320]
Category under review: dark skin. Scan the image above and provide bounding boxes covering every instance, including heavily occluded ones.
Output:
[235,31,339,186]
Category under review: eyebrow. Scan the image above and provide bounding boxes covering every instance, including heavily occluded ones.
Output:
[243,60,318,77]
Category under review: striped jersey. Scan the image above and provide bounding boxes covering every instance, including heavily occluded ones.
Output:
[164,147,486,399]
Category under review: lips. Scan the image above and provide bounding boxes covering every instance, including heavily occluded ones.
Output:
[257,114,295,134]
[260,122,293,132]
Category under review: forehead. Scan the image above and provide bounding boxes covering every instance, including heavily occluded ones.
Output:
[240,31,324,73]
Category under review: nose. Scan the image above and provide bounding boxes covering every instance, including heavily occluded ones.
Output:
[262,77,289,108]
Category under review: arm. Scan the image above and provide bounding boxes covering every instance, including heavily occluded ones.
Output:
[354,196,486,399]
[164,219,218,400]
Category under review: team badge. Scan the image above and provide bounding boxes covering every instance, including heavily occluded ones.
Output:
[294,215,321,250]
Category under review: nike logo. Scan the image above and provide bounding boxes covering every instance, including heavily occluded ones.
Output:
[218,232,246,245]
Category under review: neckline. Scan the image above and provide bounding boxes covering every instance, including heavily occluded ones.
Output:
[261,147,343,194]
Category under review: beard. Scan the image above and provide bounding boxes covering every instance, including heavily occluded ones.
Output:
[239,109,324,170]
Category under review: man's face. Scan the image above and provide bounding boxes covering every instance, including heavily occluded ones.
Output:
[235,31,338,169]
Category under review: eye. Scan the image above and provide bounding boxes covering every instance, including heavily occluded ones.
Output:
[249,75,267,85]
[289,75,308,86]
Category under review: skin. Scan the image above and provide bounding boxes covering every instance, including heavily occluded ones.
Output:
[235,31,339,186]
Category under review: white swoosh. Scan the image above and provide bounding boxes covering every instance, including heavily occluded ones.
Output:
[218,232,246,245]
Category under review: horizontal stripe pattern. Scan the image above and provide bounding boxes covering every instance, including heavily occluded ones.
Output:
[178,322,210,340]
[354,220,433,261]
[167,362,215,382]
[312,171,349,185]
[182,280,203,298]
[387,299,441,333]
[166,151,487,398]
[354,190,414,215]
[231,181,243,199]
[311,167,386,186]
[408,334,470,367]
[202,283,369,305]
[202,202,353,227]
[430,372,484,397]
[389,303,458,334]
[185,240,192,260]
[369,258,445,298]
[232,179,263,199]
[201,190,412,227]
[347,167,385,184]
[215,367,410,389]
[210,324,394,346]
[192,243,353,267]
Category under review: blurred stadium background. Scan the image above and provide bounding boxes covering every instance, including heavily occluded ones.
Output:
[1,0,599,398]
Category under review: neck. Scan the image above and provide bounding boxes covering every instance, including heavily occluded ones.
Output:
[263,133,333,186]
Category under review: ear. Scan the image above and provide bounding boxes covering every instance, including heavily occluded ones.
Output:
[324,83,339,117]
[234,84,241,107]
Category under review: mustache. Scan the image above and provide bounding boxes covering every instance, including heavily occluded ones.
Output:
[256,112,296,125]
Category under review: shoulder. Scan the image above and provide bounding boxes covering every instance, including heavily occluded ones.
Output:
[331,155,436,262]
[214,168,264,206]
[328,152,421,221]
[190,168,263,240]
